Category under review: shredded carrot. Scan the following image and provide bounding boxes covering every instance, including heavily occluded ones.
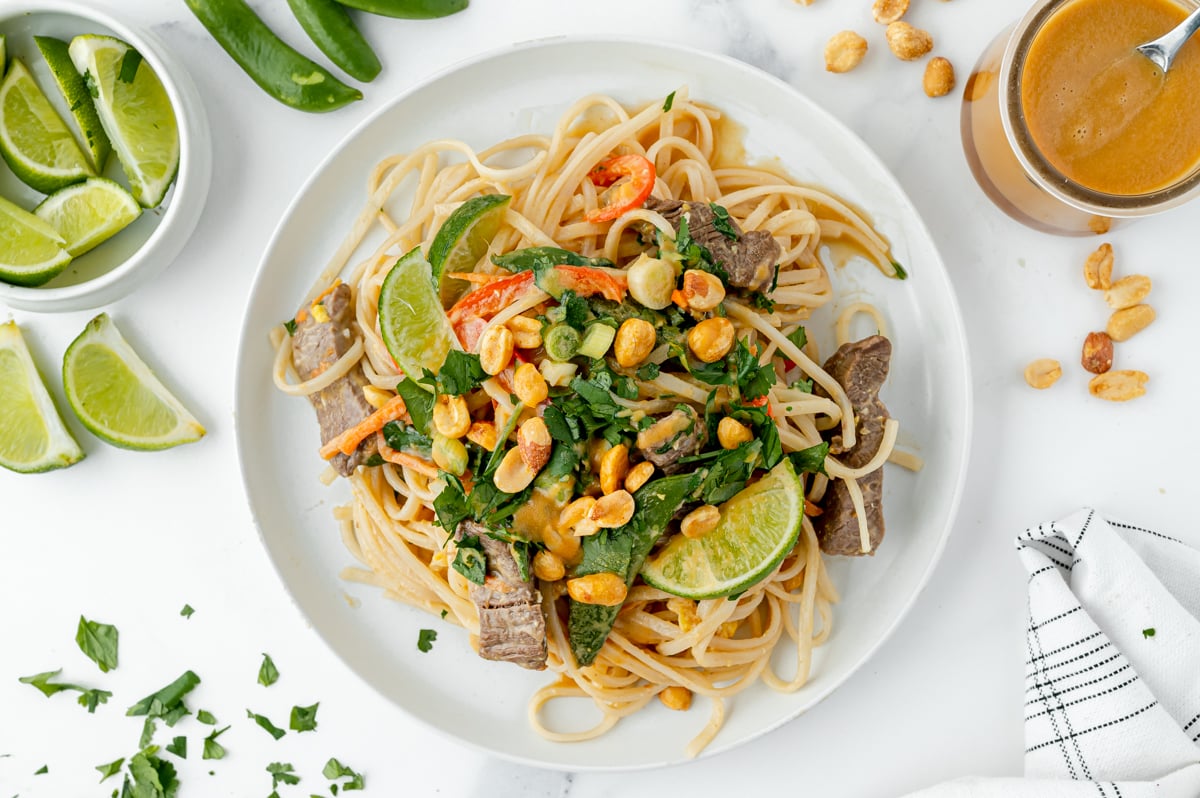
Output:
[313,280,342,304]
[319,396,408,459]
[375,432,439,477]
[446,272,512,285]
[804,498,823,517]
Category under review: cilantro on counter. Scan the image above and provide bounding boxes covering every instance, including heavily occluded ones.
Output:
[290,703,319,733]
[258,654,279,687]
[323,758,365,791]
[33,765,46,775]
[18,669,112,713]
[75,616,119,673]
[417,629,437,653]
[96,757,125,781]
[179,604,195,619]
[246,709,287,740]
[202,726,230,760]
[127,671,201,721]
[165,736,187,759]
[196,709,216,725]
[124,746,178,798]
[268,762,300,788]
[1143,628,1156,638]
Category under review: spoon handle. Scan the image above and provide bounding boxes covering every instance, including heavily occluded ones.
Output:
[1137,6,1200,72]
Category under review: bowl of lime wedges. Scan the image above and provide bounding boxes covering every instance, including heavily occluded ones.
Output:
[0,1,211,312]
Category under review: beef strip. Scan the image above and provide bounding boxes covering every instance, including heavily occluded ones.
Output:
[455,520,547,670]
[635,404,706,473]
[644,196,782,292]
[290,283,378,476]
[812,335,892,556]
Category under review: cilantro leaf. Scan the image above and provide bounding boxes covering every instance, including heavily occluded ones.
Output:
[197,709,216,725]
[1143,627,1156,638]
[750,293,775,312]
[788,441,830,475]
[559,289,589,330]
[18,669,112,713]
[432,472,471,531]
[382,421,431,455]
[452,536,487,585]
[891,261,908,280]
[127,671,201,718]
[708,203,739,241]
[787,325,808,351]
[544,442,579,479]
[731,339,777,400]
[427,350,487,396]
[76,616,119,673]
[127,746,179,798]
[258,653,279,687]
[96,757,125,782]
[322,758,365,791]
[268,762,300,787]
[246,709,287,740]
[541,404,577,444]
[179,604,194,619]
[140,717,157,749]
[283,319,297,336]
[165,736,186,759]
[636,362,660,381]
[662,90,676,112]
[491,247,612,273]
[394,378,433,434]
[202,726,229,760]
[417,629,437,653]
[289,703,319,732]
[34,765,47,775]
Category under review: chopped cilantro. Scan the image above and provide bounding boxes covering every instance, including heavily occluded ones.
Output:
[197,709,216,725]
[179,604,194,619]
[709,203,739,241]
[1143,627,1156,638]
[452,535,487,585]
[202,726,230,760]
[34,765,47,775]
[283,319,297,336]
[787,325,808,351]
[258,653,279,687]
[394,378,433,434]
[18,669,112,713]
[75,616,119,673]
[891,261,908,280]
[246,709,287,740]
[417,629,438,653]
[662,90,676,112]
[382,421,432,455]
[440,609,448,619]
[432,472,471,531]
[788,441,830,475]
[323,758,365,791]
[559,289,589,330]
[96,757,125,782]
[491,247,612,273]
[636,362,660,381]
[268,762,300,788]
[544,442,579,478]
[165,736,187,759]
[139,718,157,749]
[422,351,486,396]
[750,293,776,312]
[290,703,319,732]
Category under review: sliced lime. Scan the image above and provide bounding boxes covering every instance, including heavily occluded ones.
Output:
[640,458,804,599]
[0,194,73,286]
[35,177,141,257]
[35,35,112,172]
[428,194,510,308]
[0,35,7,76]
[63,313,205,451]
[378,247,453,379]
[68,35,178,208]
[0,321,84,473]
[0,58,93,193]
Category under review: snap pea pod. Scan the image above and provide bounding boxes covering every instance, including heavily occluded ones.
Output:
[286,0,381,83]
[184,0,362,112]
[333,0,468,18]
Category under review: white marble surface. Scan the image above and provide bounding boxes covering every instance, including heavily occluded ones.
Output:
[2,0,1197,796]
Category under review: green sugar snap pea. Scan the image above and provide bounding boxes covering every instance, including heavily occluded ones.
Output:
[333,0,468,19]
[184,0,362,112]
[287,0,381,83]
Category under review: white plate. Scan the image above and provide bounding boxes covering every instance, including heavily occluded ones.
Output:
[235,37,972,770]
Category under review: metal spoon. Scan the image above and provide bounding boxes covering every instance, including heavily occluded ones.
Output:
[1136,6,1200,73]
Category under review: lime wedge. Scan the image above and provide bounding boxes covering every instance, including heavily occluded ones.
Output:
[35,35,111,172]
[428,194,510,308]
[63,313,205,451]
[641,458,804,599]
[0,58,93,193]
[68,35,179,208]
[378,247,453,379]
[1,35,7,76]
[0,321,84,473]
[0,194,73,286]
[35,177,141,257]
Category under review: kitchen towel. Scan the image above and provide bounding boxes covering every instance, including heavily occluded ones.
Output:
[905,509,1200,797]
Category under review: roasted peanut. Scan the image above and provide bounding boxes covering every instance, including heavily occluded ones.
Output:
[824,30,868,73]
[532,550,565,582]
[681,505,721,539]
[362,384,393,410]
[717,417,753,450]
[542,523,581,562]
[433,394,471,439]
[687,317,735,363]
[923,57,956,98]
[589,489,636,529]
[1105,275,1152,310]
[566,572,628,606]
[478,324,515,375]
[507,315,543,349]
[682,269,726,311]
[1081,332,1114,375]
[1089,216,1113,235]
[513,362,549,406]
[886,21,933,60]
[517,416,552,471]
[1024,358,1062,390]
[872,0,909,24]
[492,447,538,493]
[466,420,498,451]
[1084,243,1114,290]
[1106,304,1156,342]
[668,597,700,632]
[599,443,630,495]
[1088,370,1148,402]
[614,318,657,368]
[559,496,598,534]
[624,461,655,493]
[659,686,693,711]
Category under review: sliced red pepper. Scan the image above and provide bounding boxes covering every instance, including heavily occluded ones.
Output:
[585,154,655,223]
[553,265,627,302]
[447,271,536,350]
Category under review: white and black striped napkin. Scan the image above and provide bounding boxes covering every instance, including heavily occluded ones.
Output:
[905,509,1200,797]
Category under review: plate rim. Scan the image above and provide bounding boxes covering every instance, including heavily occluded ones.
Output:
[234,33,974,772]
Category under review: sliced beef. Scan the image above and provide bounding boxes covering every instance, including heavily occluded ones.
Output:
[635,404,706,473]
[290,283,378,476]
[812,335,892,556]
[645,196,781,292]
[455,521,547,671]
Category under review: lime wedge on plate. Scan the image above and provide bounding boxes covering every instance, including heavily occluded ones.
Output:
[0,194,73,286]
[378,247,453,379]
[68,35,179,208]
[428,194,510,307]
[35,177,141,257]
[0,321,85,473]
[0,58,93,193]
[63,313,205,450]
[35,35,112,172]
[641,458,804,599]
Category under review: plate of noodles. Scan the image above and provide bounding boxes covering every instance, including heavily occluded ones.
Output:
[235,36,971,769]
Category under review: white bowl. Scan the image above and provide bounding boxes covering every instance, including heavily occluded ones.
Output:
[0,0,211,312]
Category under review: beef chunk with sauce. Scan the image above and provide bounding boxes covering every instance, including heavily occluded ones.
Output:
[290,283,377,476]
[635,405,706,473]
[813,335,892,556]
[455,521,547,670]
[644,196,782,292]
